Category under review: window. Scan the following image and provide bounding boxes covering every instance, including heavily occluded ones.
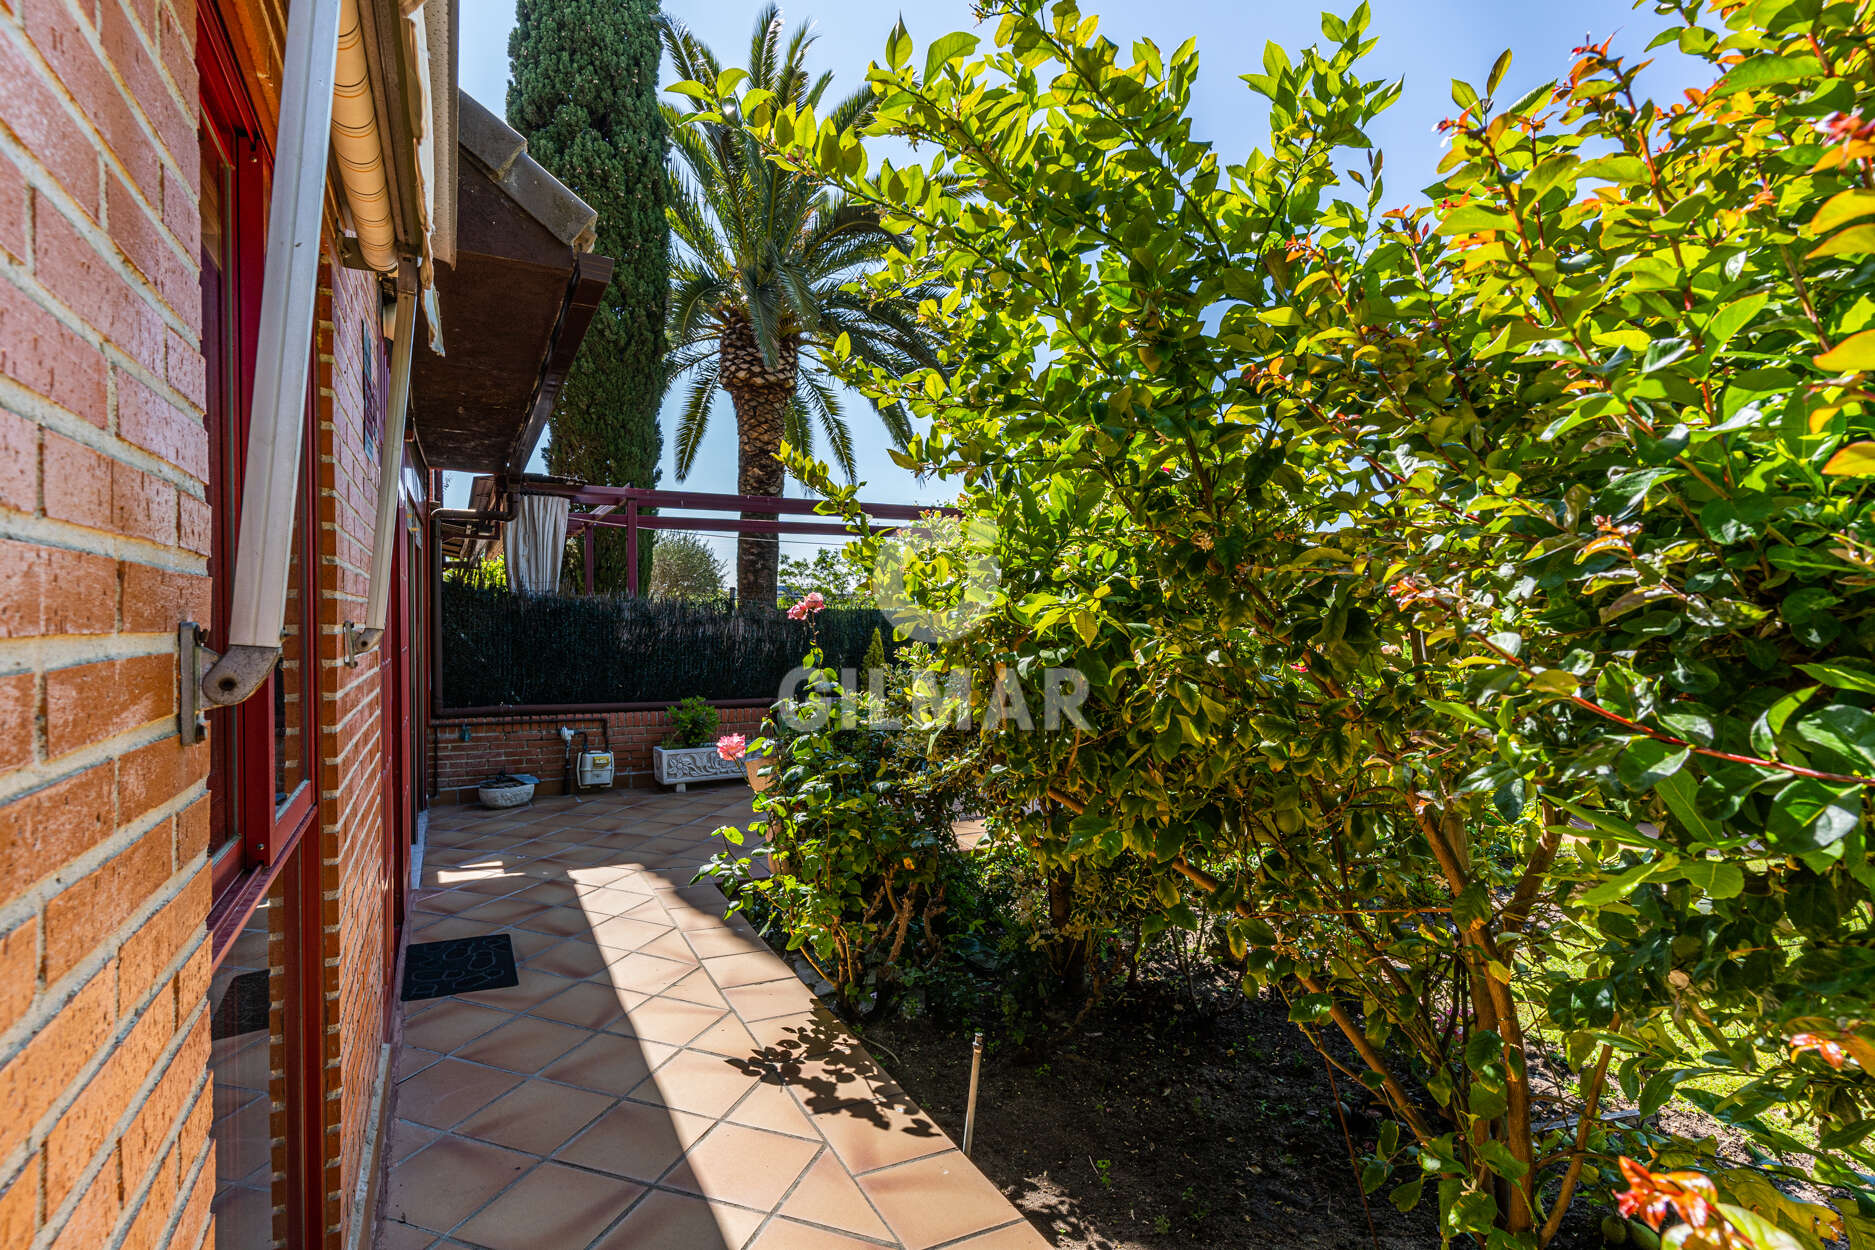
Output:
[198,7,324,1248]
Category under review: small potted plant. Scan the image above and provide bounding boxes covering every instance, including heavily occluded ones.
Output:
[651,697,745,790]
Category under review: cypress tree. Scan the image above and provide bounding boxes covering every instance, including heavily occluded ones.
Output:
[508,0,668,592]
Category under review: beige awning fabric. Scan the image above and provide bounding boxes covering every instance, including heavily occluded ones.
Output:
[506,494,570,596]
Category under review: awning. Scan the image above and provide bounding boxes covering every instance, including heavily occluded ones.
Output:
[409,91,615,478]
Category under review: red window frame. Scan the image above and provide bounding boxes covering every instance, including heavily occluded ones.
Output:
[197,9,328,1248]
[198,3,320,934]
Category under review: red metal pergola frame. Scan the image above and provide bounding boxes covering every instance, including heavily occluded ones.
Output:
[513,482,950,596]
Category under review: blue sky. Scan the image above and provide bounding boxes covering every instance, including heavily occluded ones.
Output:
[449,0,1703,570]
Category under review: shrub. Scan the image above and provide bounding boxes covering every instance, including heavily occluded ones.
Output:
[727,0,1875,1243]
[706,652,978,1020]
[664,695,718,748]
[648,532,727,600]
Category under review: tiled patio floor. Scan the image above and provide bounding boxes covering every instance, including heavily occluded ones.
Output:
[376,785,1047,1250]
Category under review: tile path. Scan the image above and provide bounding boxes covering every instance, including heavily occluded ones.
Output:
[376,785,1047,1250]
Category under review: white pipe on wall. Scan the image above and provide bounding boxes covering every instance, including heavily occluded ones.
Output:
[345,266,417,659]
[201,0,345,707]
[333,0,396,271]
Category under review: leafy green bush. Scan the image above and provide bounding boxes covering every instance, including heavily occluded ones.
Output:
[664,695,719,748]
[706,652,978,1020]
[699,0,1875,1243]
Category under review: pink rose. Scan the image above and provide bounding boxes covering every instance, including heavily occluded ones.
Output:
[786,591,826,620]
[716,733,747,761]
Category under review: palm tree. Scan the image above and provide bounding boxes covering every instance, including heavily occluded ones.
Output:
[660,5,941,607]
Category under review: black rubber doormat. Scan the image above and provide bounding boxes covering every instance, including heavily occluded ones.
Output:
[211,969,271,1039]
[401,933,519,1002]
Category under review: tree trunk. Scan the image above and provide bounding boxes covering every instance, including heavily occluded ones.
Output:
[718,317,797,608]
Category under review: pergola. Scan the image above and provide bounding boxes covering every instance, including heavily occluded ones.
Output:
[513,481,950,596]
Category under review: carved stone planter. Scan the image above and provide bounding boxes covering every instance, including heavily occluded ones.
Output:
[651,745,744,791]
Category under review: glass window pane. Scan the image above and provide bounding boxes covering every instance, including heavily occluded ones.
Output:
[199,128,240,872]
[209,871,295,1250]
[274,493,307,811]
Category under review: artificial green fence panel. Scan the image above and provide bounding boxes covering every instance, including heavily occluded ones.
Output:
[438,583,901,708]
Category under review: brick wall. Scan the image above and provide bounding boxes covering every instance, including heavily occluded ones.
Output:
[0,0,217,1246]
[431,704,768,800]
[312,261,391,1244]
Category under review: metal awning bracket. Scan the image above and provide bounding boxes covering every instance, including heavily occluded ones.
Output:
[178,623,219,743]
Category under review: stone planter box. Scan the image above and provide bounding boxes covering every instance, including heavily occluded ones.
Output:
[652,745,744,791]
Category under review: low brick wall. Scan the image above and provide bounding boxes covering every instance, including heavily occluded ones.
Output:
[430,704,768,802]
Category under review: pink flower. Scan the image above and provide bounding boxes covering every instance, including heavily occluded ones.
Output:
[786,591,826,621]
[716,734,747,761]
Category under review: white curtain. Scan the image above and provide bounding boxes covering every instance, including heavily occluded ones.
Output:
[505,494,569,596]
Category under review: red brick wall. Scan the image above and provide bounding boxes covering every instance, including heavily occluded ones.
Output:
[0,2,406,1246]
[431,704,768,800]
[312,260,392,1244]
[0,0,217,1246]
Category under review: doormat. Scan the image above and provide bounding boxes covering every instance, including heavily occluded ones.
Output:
[211,969,271,1039]
[401,933,519,1002]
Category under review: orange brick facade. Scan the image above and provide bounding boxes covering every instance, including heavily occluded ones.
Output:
[0,0,407,1245]
[430,704,769,801]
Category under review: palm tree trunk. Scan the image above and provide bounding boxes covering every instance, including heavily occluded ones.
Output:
[719,318,796,607]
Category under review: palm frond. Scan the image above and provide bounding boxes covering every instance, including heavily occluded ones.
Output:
[674,360,720,480]
[799,373,857,480]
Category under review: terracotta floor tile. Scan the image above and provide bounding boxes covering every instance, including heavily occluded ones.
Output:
[577,884,651,916]
[943,1220,1055,1248]
[409,916,486,944]
[457,969,581,1015]
[629,1048,763,1118]
[373,1217,437,1250]
[744,1005,851,1063]
[552,1097,709,1182]
[452,1015,593,1074]
[386,1119,440,1165]
[683,920,771,960]
[567,865,637,888]
[379,1135,532,1232]
[589,915,674,953]
[857,1150,1021,1249]
[452,1077,616,1156]
[505,928,566,962]
[614,997,725,1047]
[774,1049,903,1109]
[395,793,1029,1250]
[539,1032,678,1096]
[776,1151,894,1241]
[451,1160,643,1250]
[517,905,597,937]
[746,1216,892,1250]
[808,1094,953,1175]
[587,1189,765,1250]
[722,977,818,1023]
[637,930,703,966]
[702,951,795,989]
[528,979,633,1030]
[454,896,547,926]
[660,969,731,1010]
[401,1000,513,1054]
[663,1122,819,1210]
[453,875,535,899]
[394,1058,522,1130]
[511,881,582,909]
[725,1079,817,1140]
[525,940,618,982]
[394,1045,443,1083]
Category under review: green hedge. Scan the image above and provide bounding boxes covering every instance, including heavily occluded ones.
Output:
[437,583,901,707]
